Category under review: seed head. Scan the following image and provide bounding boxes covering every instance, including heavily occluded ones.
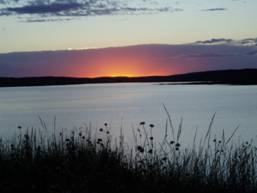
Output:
[136,146,144,153]
[140,121,145,126]
[175,143,180,147]
[149,124,154,128]
[148,149,153,154]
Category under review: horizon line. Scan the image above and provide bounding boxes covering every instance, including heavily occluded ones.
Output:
[1,68,256,79]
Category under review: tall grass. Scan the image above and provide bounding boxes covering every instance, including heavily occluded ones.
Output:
[0,113,256,193]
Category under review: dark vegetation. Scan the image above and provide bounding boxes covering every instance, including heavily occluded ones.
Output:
[1,68,257,87]
[0,113,257,193]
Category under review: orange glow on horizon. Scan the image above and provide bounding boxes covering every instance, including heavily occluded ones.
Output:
[108,72,140,77]
[99,60,143,77]
[74,53,172,78]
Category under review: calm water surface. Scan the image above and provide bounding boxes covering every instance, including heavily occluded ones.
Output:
[0,83,257,144]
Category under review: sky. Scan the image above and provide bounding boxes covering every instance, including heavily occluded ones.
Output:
[0,0,257,77]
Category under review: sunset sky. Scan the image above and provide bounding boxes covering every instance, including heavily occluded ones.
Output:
[0,0,257,77]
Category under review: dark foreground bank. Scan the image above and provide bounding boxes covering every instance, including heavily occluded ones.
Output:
[0,117,256,193]
[1,68,257,87]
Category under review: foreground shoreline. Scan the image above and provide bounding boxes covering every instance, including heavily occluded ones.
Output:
[1,68,257,87]
[0,117,256,193]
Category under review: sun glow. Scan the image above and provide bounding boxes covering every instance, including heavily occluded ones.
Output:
[108,72,139,77]
[78,54,152,77]
[68,49,175,78]
[101,62,142,77]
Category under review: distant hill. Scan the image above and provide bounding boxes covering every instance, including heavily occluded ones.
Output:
[0,69,257,87]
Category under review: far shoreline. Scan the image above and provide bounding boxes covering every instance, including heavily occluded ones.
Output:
[1,68,257,88]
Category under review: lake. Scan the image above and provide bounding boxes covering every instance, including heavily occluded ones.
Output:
[0,83,257,145]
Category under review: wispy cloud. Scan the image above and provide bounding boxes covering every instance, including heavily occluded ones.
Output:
[239,38,257,46]
[202,8,227,12]
[195,38,257,47]
[6,2,82,14]
[195,38,233,45]
[0,0,183,22]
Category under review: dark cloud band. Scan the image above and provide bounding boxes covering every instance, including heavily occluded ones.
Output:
[0,0,181,21]
[6,2,82,14]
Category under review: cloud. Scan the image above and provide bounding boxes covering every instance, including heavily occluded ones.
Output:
[195,38,257,47]
[202,8,227,12]
[239,38,257,46]
[195,38,233,45]
[0,0,182,21]
[6,2,82,14]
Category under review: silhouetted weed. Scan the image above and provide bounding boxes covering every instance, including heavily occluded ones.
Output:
[0,115,256,193]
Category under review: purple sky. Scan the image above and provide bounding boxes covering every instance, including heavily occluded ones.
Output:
[0,38,257,77]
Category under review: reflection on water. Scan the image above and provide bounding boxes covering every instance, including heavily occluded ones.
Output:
[0,83,257,145]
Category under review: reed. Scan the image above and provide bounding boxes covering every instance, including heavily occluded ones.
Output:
[0,112,256,193]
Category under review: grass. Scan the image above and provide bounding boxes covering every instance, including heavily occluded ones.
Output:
[0,113,256,193]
